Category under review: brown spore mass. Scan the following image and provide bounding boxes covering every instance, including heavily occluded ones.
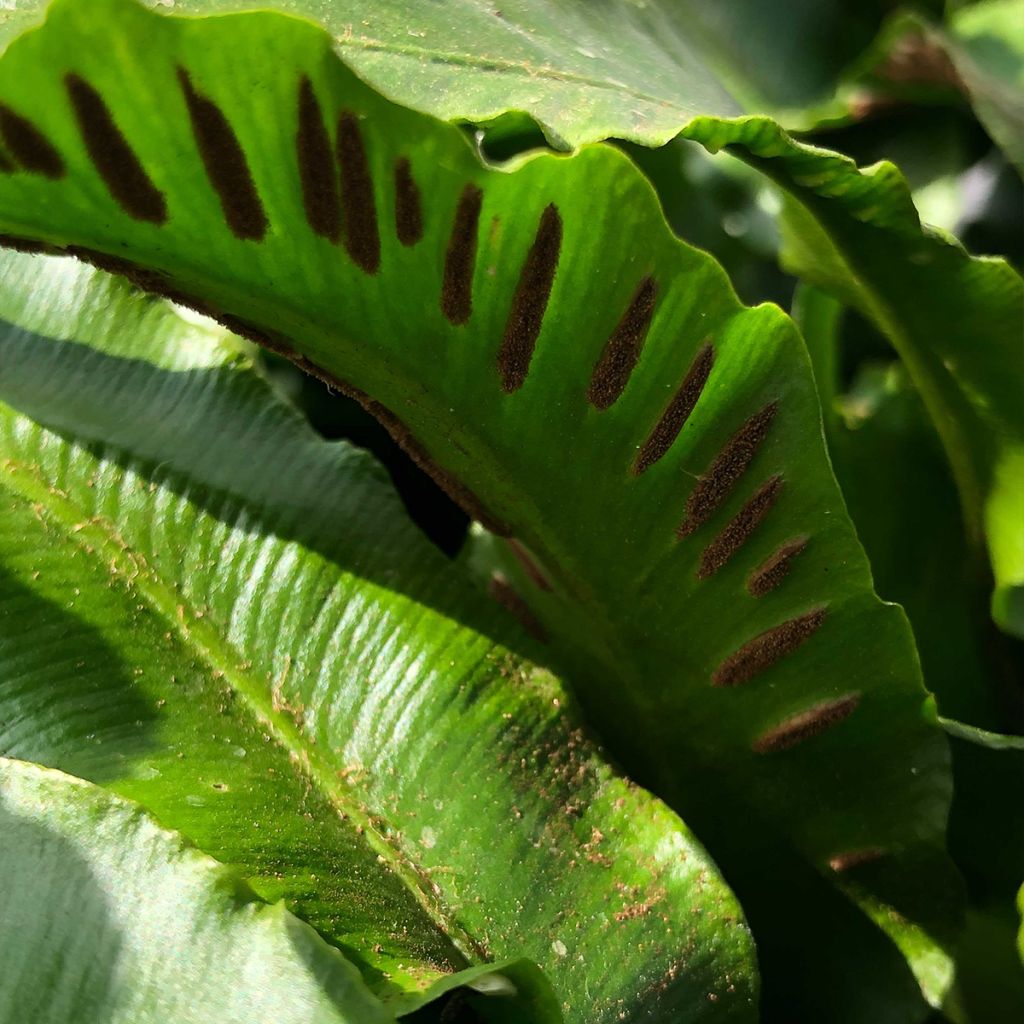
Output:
[587,275,658,410]
[489,574,548,642]
[441,183,483,325]
[177,67,267,241]
[336,110,380,273]
[497,202,562,392]
[0,103,64,178]
[677,401,777,537]
[697,475,782,579]
[295,76,341,243]
[394,156,423,246]
[747,536,809,597]
[752,693,861,753]
[633,342,714,474]
[712,606,827,686]
[65,74,167,224]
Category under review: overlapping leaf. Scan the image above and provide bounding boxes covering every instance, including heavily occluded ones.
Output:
[0,0,894,141]
[0,249,756,1022]
[0,758,396,1024]
[0,1,958,1019]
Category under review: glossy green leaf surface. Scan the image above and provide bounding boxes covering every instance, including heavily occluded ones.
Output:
[3,0,1018,644]
[0,0,895,140]
[0,2,957,1019]
[0,248,757,1023]
[0,757,397,1024]
[792,289,1005,730]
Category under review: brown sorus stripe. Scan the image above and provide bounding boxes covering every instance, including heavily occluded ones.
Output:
[64,245,219,320]
[0,103,63,178]
[506,537,553,592]
[677,401,777,537]
[827,847,885,873]
[752,693,860,753]
[697,475,783,579]
[634,342,714,474]
[394,156,423,246]
[66,246,169,294]
[177,68,267,241]
[65,74,167,224]
[0,148,14,173]
[712,606,827,687]
[497,203,563,392]
[489,574,548,642]
[296,76,340,243]
[748,536,809,597]
[336,110,380,273]
[587,275,658,410]
[441,183,483,325]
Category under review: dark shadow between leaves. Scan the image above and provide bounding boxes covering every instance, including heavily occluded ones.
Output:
[0,321,542,666]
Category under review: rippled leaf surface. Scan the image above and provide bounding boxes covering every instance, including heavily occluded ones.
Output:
[0,249,757,1023]
[0,1,957,1019]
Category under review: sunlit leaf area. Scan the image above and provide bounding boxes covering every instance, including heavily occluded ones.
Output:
[0,1,1020,1021]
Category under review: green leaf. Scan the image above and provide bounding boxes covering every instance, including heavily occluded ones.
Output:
[792,292,1005,729]
[794,288,1024,1022]
[947,0,1024,176]
[877,1,1024,178]
[0,757,398,1024]
[0,0,895,141]
[940,720,1024,751]
[0,1,956,1018]
[776,180,1024,640]
[0,246,756,1023]
[940,719,1024,1019]
[5,2,1018,643]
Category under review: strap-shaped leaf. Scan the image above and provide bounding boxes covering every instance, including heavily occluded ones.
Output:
[776,176,1024,640]
[0,757,398,1024]
[0,0,891,137]
[0,248,755,1023]
[0,1,954,1017]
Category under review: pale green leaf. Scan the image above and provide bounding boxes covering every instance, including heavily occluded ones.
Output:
[0,757,395,1024]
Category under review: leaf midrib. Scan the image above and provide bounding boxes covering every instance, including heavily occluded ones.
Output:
[334,34,684,112]
[0,444,487,968]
